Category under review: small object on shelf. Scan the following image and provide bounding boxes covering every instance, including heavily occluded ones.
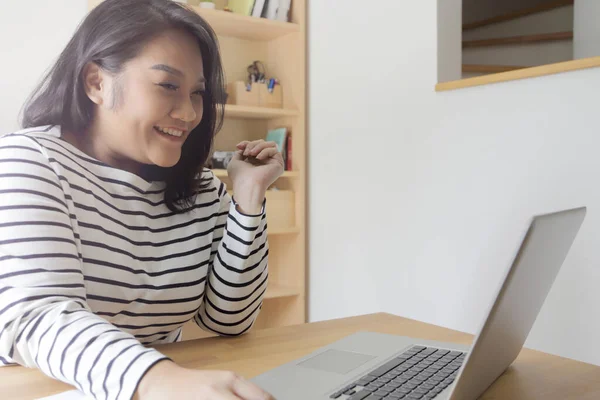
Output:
[247,60,266,84]
[258,81,282,108]
[227,81,260,106]
[211,151,235,169]
[199,0,216,9]
[228,0,255,15]
[227,80,283,109]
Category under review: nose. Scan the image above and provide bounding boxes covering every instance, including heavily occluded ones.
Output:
[171,95,198,122]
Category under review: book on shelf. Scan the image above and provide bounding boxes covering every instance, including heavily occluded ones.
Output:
[252,0,266,17]
[285,133,292,171]
[266,127,292,171]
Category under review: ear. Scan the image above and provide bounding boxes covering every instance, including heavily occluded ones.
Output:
[82,62,107,106]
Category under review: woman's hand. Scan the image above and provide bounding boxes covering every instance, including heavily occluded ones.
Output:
[227,140,284,214]
[135,360,274,400]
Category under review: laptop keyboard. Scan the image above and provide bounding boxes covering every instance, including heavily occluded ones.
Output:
[329,345,466,400]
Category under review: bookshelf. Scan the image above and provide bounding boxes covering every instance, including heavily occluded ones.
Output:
[88,0,307,340]
[224,104,299,119]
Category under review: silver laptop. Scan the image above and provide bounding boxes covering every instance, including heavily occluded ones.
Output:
[252,207,586,400]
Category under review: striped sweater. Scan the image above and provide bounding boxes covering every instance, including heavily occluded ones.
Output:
[0,126,269,399]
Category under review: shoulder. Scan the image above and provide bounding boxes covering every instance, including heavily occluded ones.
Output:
[0,125,59,161]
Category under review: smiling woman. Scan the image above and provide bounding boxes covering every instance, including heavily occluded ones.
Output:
[0,0,281,399]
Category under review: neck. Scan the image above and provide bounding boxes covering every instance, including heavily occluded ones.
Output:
[63,121,143,176]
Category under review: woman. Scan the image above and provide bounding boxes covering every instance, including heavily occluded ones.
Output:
[0,0,279,399]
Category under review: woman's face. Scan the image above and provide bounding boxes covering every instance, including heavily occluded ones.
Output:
[88,29,206,172]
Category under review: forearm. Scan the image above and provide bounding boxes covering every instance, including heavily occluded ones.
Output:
[232,182,266,215]
[197,200,269,336]
[0,298,168,400]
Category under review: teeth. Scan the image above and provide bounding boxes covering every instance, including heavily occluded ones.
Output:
[156,127,183,137]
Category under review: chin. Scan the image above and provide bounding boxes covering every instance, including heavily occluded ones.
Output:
[150,153,181,168]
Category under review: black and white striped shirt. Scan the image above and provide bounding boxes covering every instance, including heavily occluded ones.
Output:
[0,126,269,399]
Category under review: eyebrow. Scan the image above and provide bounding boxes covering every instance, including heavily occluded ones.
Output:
[150,64,206,83]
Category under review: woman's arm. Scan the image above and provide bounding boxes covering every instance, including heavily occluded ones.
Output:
[196,139,283,336]
[0,135,168,399]
[195,177,269,336]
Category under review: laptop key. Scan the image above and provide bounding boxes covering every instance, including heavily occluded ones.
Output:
[347,390,375,400]
[358,376,377,384]
[369,359,407,378]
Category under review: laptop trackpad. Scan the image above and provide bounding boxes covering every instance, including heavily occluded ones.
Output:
[297,349,376,375]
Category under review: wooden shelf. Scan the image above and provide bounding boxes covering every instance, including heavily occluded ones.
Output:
[212,169,299,179]
[265,283,300,300]
[437,57,600,92]
[224,104,299,120]
[190,6,300,41]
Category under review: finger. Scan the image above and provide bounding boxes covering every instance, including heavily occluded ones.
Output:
[243,142,256,156]
[236,141,250,150]
[247,141,276,157]
[255,147,279,160]
[231,150,244,161]
[243,140,265,156]
[232,376,275,400]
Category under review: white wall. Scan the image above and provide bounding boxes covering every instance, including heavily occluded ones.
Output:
[0,0,87,133]
[437,0,461,82]
[310,0,600,367]
[574,0,600,59]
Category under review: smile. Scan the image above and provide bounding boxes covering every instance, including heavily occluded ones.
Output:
[154,126,185,138]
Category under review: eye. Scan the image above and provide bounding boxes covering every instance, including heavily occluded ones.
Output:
[192,89,206,97]
[159,83,178,91]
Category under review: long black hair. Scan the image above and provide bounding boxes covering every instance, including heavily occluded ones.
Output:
[21,0,226,213]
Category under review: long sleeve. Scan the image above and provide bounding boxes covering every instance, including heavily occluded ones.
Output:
[195,176,269,336]
[0,135,168,400]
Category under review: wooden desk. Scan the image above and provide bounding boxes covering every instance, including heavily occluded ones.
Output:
[2,313,599,399]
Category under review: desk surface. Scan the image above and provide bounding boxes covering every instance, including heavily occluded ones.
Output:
[3,312,599,399]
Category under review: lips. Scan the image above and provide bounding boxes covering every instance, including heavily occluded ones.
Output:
[154,126,184,137]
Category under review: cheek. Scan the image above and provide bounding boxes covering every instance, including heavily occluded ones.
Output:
[129,85,172,120]
[193,99,205,125]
